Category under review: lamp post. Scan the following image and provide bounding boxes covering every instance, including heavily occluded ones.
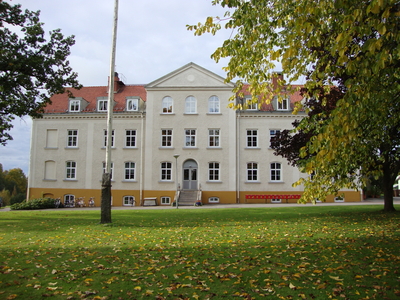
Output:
[173,154,180,209]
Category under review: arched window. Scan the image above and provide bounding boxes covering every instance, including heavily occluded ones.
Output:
[208,96,220,113]
[162,96,173,113]
[185,96,197,114]
[123,196,135,206]
[209,197,220,203]
[64,194,75,207]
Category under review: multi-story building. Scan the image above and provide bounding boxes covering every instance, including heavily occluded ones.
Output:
[28,63,361,206]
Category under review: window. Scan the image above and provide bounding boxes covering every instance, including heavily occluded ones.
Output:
[125,130,136,148]
[161,162,172,181]
[209,197,220,203]
[245,98,258,110]
[161,129,173,147]
[102,162,114,180]
[185,96,197,114]
[277,97,289,110]
[98,99,108,111]
[46,129,58,148]
[66,161,76,179]
[67,129,78,147]
[104,130,115,147]
[64,194,75,207]
[209,162,220,181]
[246,130,258,148]
[208,96,220,113]
[69,99,80,112]
[208,129,220,147]
[271,198,282,203]
[270,163,282,181]
[334,196,345,202]
[247,162,258,181]
[161,197,171,205]
[162,96,173,113]
[270,129,281,146]
[44,161,56,180]
[123,196,135,206]
[124,162,135,180]
[126,98,139,111]
[185,129,196,147]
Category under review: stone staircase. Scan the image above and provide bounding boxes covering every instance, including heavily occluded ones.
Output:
[177,190,198,206]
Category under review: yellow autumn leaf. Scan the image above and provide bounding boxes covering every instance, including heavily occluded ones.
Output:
[329,275,343,281]
[289,282,296,289]
[133,286,141,291]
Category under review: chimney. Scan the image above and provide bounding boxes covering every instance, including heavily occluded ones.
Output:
[108,72,125,93]
[272,72,284,90]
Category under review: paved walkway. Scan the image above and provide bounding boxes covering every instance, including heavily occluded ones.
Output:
[1,198,399,212]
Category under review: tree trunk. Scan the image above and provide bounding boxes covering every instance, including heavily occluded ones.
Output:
[101,173,112,223]
[382,168,396,212]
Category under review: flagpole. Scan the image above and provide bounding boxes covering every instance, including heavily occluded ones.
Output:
[101,0,119,224]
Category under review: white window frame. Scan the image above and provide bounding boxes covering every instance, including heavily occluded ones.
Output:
[162,96,173,114]
[185,96,197,114]
[208,162,220,181]
[270,129,281,146]
[125,130,137,148]
[64,194,75,207]
[161,162,172,181]
[161,197,171,205]
[102,162,114,180]
[247,162,258,182]
[104,129,115,148]
[123,196,135,206]
[98,99,108,112]
[185,129,196,147]
[209,197,220,203]
[67,129,78,148]
[208,96,220,113]
[270,162,282,182]
[161,129,173,147]
[271,198,282,203]
[334,196,345,202]
[124,162,136,181]
[245,98,258,110]
[69,99,80,112]
[66,161,76,180]
[208,129,220,147]
[277,97,289,111]
[246,129,258,148]
[126,98,139,111]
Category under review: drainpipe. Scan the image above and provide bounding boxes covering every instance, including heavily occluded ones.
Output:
[140,110,145,205]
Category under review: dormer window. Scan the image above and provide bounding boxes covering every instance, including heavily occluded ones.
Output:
[126,98,139,111]
[277,97,289,110]
[69,99,80,112]
[245,97,258,110]
[98,99,108,112]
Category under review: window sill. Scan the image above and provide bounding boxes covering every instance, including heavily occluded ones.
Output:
[123,147,138,150]
[160,113,175,115]
[122,180,137,183]
[159,147,175,150]
[206,180,222,183]
[206,113,222,115]
[101,147,117,149]
[158,180,174,183]
[63,179,78,182]
[245,147,261,150]
[65,147,79,150]
[184,113,198,115]
[245,181,261,184]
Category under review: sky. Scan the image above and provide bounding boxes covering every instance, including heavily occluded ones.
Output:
[0,0,235,175]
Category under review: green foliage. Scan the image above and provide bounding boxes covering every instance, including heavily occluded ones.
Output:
[10,193,26,205]
[188,0,400,210]
[10,197,56,210]
[0,1,81,145]
[0,188,10,206]
[0,207,399,299]
[4,168,27,194]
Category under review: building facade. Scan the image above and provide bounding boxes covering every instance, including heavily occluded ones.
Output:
[28,63,361,206]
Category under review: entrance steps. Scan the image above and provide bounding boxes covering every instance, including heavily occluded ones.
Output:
[177,190,198,206]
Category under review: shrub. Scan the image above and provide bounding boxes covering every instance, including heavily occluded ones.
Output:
[10,198,56,210]
[10,193,26,205]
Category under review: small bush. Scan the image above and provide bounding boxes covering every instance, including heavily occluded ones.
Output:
[10,193,26,205]
[10,198,56,210]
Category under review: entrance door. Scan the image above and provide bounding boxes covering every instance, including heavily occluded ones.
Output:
[183,159,198,190]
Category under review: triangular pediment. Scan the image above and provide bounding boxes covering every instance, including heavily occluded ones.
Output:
[146,62,234,89]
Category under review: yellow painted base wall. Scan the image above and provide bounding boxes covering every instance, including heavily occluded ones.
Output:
[29,188,362,207]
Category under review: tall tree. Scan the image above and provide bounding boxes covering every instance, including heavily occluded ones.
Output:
[0,1,81,145]
[4,168,27,195]
[189,0,400,211]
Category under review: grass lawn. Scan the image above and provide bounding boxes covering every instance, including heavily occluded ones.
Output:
[0,205,399,300]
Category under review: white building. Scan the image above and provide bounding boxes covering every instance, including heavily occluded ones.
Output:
[28,63,361,206]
